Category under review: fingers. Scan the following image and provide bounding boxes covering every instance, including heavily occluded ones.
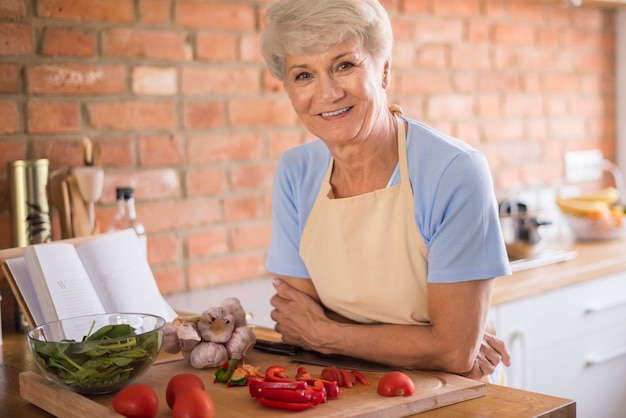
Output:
[484,333,512,367]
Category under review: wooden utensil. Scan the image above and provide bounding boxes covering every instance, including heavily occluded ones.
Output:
[48,170,72,239]
[66,174,92,237]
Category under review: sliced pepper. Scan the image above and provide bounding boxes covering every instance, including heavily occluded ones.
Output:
[351,370,370,385]
[295,366,313,381]
[248,379,308,391]
[214,359,238,383]
[227,367,248,387]
[257,397,315,411]
[250,387,312,403]
[265,365,292,382]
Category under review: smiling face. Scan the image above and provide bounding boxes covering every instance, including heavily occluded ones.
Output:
[284,40,390,149]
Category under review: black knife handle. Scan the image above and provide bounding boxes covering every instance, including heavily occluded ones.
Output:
[254,339,301,356]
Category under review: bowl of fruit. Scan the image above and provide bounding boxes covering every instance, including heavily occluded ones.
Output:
[557,187,626,241]
[27,313,165,394]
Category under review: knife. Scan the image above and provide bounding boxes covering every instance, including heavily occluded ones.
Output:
[292,350,395,372]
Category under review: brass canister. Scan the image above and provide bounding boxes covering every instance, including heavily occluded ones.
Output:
[7,159,52,247]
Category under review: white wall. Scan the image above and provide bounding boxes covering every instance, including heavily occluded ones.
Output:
[617,10,626,171]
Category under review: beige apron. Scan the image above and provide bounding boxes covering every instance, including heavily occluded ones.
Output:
[300,115,430,325]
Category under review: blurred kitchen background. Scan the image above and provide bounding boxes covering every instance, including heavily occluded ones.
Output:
[0,0,625,356]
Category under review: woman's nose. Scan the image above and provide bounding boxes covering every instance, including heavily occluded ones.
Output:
[316,74,344,102]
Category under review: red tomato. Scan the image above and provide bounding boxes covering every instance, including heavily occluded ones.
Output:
[166,373,206,409]
[172,387,215,418]
[112,384,159,418]
[377,371,416,397]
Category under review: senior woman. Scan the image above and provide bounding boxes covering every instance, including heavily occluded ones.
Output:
[262,0,511,381]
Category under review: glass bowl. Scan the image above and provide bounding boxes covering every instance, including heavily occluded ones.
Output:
[27,313,165,394]
[565,213,626,241]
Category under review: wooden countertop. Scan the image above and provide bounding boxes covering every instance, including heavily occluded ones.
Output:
[492,239,626,305]
[0,331,574,417]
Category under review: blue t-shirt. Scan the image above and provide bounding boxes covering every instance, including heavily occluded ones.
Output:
[267,117,511,283]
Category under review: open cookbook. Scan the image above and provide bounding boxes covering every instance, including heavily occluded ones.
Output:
[1,228,177,328]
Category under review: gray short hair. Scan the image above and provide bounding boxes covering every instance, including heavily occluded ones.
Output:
[261,0,394,82]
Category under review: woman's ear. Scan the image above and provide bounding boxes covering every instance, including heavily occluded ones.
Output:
[382,60,391,89]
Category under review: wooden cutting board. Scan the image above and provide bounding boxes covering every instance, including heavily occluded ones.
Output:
[20,349,485,418]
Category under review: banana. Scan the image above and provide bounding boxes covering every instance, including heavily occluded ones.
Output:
[575,187,621,205]
[556,197,610,217]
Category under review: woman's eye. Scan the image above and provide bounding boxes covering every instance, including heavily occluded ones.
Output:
[337,62,355,71]
[295,72,311,81]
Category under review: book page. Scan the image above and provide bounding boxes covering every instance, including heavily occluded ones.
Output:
[76,229,177,322]
[3,257,46,326]
[23,244,106,322]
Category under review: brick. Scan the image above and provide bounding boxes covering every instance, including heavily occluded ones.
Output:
[185,167,226,197]
[467,21,491,43]
[188,254,267,289]
[153,266,185,295]
[182,67,260,96]
[508,1,546,22]
[0,100,19,133]
[0,217,11,249]
[267,129,306,158]
[390,17,411,42]
[0,23,32,56]
[476,94,502,118]
[228,98,296,127]
[102,28,188,61]
[392,72,451,96]
[186,132,264,164]
[0,63,19,93]
[572,7,606,30]
[104,169,180,202]
[230,221,272,251]
[140,198,221,232]
[0,140,26,170]
[27,101,80,133]
[432,0,480,17]
[224,195,262,222]
[37,0,133,23]
[187,228,228,258]
[96,136,134,168]
[543,74,580,93]
[87,101,176,130]
[138,0,171,25]
[32,137,84,168]
[230,163,276,190]
[427,95,474,120]
[402,0,429,14]
[450,45,491,70]
[184,101,225,130]
[416,45,447,69]
[412,18,464,43]
[147,233,180,265]
[262,70,284,93]
[139,134,184,167]
[494,23,536,46]
[175,1,255,30]
[41,27,96,57]
[27,64,125,95]
[196,33,237,62]
[502,94,544,117]
[132,66,177,95]
[240,33,263,63]
[481,120,525,142]
[0,0,26,19]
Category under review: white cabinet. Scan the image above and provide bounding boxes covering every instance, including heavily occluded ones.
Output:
[493,271,626,418]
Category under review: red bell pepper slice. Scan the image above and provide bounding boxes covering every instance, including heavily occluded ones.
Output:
[295,366,313,381]
[248,379,307,391]
[320,379,340,399]
[257,397,315,411]
[265,365,292,382]
[307,387,327,404]
[351,370,370,385]
[250,387,312,403]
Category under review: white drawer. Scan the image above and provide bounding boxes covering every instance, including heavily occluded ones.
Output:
[495,271,626,348]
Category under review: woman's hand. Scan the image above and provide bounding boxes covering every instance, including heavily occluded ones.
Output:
[462,333,511,380]
[270,277,330,350]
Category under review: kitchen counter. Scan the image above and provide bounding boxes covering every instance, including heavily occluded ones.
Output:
[492,238,626,305]
[0,330,574,417]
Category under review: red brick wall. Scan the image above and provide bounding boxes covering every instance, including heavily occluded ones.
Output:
[0,0,616,295]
